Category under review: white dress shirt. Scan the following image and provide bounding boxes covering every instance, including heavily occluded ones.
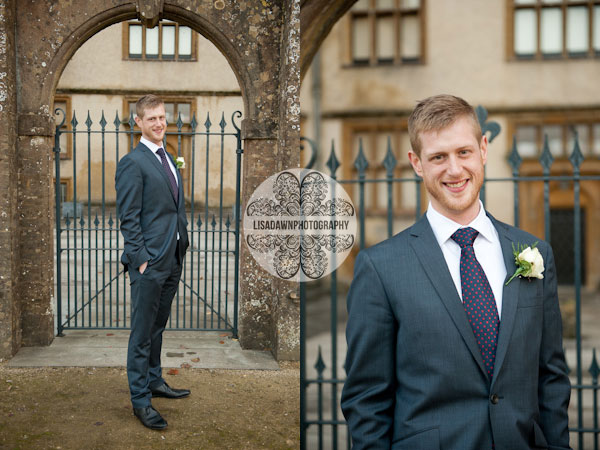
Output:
[140,137,180,240]
[140,137,178,186]
[426,201,507,318]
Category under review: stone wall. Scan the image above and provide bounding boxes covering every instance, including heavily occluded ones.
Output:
[238,0,301,360]
[0,0,21,359]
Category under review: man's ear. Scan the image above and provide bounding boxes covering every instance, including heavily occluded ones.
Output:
[134,115,142,128]
[480,134,488,165]
[408,151,423,177]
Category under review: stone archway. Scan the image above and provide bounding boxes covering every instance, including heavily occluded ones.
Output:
[0,0,300,360]
[300,0,357,80]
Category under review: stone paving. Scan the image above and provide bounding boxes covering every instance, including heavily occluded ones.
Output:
[7,330,278,371]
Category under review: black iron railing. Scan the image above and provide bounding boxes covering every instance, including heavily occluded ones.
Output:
[53,108,243,336]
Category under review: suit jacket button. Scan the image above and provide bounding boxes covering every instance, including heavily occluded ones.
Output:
[490,394,499,404]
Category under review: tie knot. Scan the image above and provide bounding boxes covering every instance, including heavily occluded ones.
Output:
[156,147,166,157]
[451,227,479,248]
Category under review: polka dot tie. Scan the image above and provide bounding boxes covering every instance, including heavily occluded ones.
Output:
[157,147,178,204]
[451,227,499,380]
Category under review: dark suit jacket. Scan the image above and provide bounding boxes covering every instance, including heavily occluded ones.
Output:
[115,142,189,275]
[341,214,571,450]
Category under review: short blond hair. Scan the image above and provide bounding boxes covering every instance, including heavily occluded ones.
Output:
[408,94,481,156]
[136,94,164,119]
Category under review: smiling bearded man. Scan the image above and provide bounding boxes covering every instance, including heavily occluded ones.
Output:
[410,116,485,223]
[341,94,571,450]
[116,94,190,430]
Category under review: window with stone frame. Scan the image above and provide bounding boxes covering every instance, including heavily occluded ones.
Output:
[124,20,196,61]
[54,178,73,203]
[509,113,600,290]
[53,95,72,160]
[512,115,600,158]
[510,0,600,59]
[343,120,418,216]
[349,0,424,66]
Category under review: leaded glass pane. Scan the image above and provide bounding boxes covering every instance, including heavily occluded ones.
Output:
[514,9,537,55]
[376,0,395,10]
[542,124,563,156]
[162,25,176,56]
[376,16,395,60]
[593,6,600,51]
[352,16,371,62]
[59,183,68,203]
[59,133,67,155]
[401,15,420,59]
[541,8,563,54]
[145,26,159,56]
[516,125,538,157]
[164,103,175,124]
[129,102,137,119]
[178,103,191,123]
[567,6,588,53]
[129,24,142,56]
[401,0,420,9]
[178,26,192,56]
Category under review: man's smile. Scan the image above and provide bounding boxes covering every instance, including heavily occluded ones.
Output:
[444,179,469,191]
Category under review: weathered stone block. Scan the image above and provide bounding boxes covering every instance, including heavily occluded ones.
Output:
[0,0,22,359]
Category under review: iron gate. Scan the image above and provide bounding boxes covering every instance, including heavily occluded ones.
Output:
[53,108,243,336]
[300,107,600,449]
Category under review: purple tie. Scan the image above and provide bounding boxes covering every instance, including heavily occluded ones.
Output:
[156,147,178,203]
[451,227,499,380]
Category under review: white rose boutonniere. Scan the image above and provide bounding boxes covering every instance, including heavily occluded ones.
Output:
[505,242,545,286]
[176,157,185,169]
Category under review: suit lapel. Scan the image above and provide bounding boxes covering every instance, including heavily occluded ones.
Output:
[138,144,178,205]
[409,216,488,378]
[489,216,520,386]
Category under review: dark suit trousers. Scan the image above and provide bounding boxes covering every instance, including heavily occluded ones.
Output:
[127,248,182,408]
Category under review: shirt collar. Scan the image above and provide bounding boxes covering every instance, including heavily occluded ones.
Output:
[426,200,496,246]
[140,136,163,154]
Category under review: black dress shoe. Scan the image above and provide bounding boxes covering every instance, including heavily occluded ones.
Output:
[133,406,167,430]
[151,382,191,399]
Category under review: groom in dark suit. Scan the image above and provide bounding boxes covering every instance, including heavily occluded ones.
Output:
[116,94,190,430]
[341,95,571,449]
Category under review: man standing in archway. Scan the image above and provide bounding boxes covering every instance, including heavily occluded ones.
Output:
[116,94,190,430]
